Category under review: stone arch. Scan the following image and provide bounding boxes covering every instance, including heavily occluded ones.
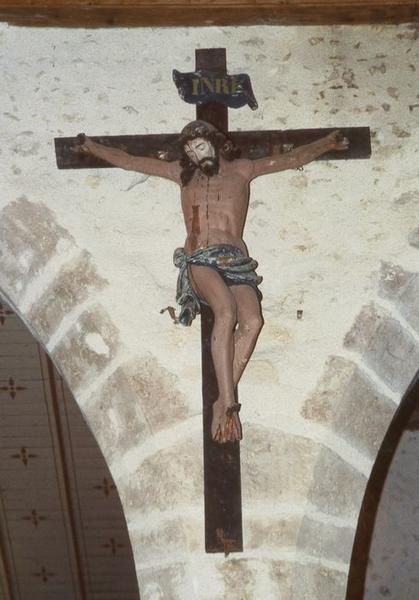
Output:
[0,197,201,597]
[2,198,419,598]
[346,371,419,599]
[297,261,419,598]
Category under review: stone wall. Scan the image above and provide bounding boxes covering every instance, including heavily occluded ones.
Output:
[1,23,419,599]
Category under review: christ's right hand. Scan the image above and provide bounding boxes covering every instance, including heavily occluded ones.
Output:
[76,133,94,154]
[326,130,350,152]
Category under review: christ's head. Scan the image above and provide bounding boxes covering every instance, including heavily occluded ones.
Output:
[183,137,218,176]
[179,120,240,186]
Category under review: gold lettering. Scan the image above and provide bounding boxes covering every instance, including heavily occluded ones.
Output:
[192,78,200,96]
[201,77,215,93]
[220,78,230,94]
[230,77,239,94]
[191,76,240,97]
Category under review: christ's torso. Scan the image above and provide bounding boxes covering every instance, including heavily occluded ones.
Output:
[181,158,252,256]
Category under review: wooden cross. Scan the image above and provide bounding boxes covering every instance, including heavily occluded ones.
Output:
[55,48,371,554]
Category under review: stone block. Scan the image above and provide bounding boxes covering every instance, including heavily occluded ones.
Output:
[256,561,349,600]
[51,306,120,392]
[0,197,73,298]
[302,356,396,458]
[84,355,192,462]
[270,561,347,600]
[379,261,419,333]
[116,355,192,433]
[344,303,383,352]
[116,433,203,514]
[138,562,194,600]
[242,425,320,505]
[216,559,259,600]
[130,518,202,566]
[344,303,419,394]
[265,561,293,598]
[245,517,300,551]
[28,251,107,341]
[83,384,149,467]
[297,516,355,564]
[308,446,367,520]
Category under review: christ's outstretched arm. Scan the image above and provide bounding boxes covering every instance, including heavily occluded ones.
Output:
[249,130,349,178]
[77,134,180,182]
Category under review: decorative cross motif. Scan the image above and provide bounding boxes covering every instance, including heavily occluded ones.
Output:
[93,477,116,497]
[11,447,37,466]
[102,537,125,556]
[0,303,14,326]
[32,567,56,583]
[0,377,27,400]
[22,509,47,528]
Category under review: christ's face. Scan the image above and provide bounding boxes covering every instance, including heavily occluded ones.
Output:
[183,137,217,175]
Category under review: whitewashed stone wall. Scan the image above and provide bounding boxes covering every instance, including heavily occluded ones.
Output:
[1,22,419,599]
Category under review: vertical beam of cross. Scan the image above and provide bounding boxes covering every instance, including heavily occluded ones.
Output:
[195,48,243,555]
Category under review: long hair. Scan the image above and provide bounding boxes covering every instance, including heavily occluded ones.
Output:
[179,120,241,186]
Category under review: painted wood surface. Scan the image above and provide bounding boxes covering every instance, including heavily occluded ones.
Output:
[0,0,418,27]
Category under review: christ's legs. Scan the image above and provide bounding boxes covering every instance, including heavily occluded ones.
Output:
[230,285,264,387]
[189,265,241,443]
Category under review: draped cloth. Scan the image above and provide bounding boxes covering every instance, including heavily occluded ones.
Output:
[173,244,263,327]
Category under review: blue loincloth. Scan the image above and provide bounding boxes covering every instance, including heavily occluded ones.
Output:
[173,244,263,326]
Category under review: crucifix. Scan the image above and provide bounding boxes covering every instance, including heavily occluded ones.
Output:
[55,48,371,554]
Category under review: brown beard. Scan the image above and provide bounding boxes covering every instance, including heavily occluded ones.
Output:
[198,156,219,177]
[180,144,231,186]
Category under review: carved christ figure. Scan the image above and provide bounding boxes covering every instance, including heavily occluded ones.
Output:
[78,121,348,444]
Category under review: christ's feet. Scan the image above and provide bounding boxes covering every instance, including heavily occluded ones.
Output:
[211,398,242,444]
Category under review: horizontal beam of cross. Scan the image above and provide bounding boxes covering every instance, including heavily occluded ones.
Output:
[55,127,371,170]
[0,0,418,27]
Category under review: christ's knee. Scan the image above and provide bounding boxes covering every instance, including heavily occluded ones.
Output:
[239,314,264,339]
[214,301,237,332]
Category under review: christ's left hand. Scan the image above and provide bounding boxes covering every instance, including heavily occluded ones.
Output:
[326,130,350,151]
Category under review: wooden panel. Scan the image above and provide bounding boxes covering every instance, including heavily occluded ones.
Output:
[0,0,418,27]
[0,296,140,600]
